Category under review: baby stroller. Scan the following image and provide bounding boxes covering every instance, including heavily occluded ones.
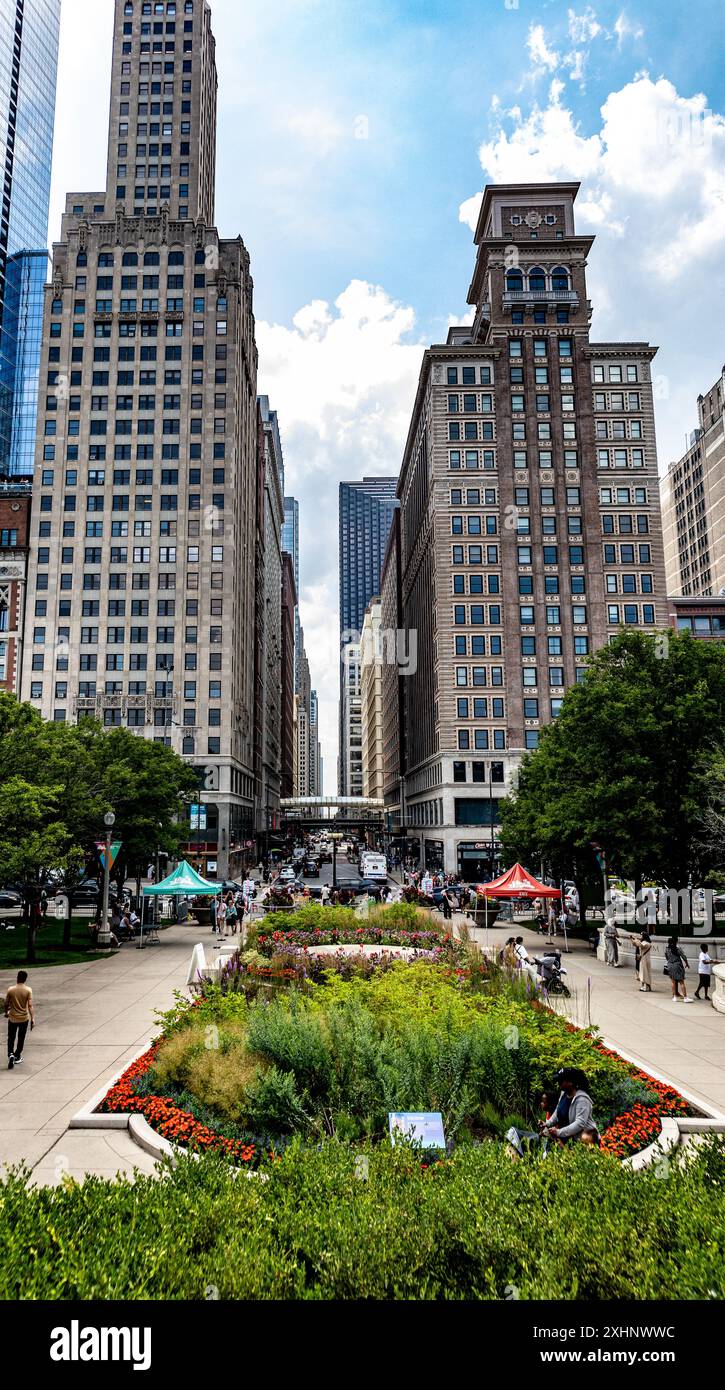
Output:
[504,1126,553,1158]
[534,950,571,998]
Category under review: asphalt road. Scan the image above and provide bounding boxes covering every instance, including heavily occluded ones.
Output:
[294,858,387,890]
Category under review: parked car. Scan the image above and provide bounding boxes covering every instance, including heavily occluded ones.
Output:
[0,890,22,909]
[357,878,389,897]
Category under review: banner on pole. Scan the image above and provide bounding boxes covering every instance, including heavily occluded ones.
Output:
[97,841,122,870]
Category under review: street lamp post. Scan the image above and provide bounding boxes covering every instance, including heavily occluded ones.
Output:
[97,811,115,948]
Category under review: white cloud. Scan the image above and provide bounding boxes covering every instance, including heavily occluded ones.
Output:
[564,50,587,84]
[459,72,725,467]
[567,7,602,43]
[526,24,560,74]
[257,280,425,789]
[614,11,645,46]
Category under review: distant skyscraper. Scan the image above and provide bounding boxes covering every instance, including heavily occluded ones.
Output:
[282,494,301,692]
[661,367,725,598]
[338,477,397,794]
[0,0,61,477]
[258,395,284,489]
[339,477,398,639]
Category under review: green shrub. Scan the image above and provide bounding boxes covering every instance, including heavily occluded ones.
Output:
[1,1138,723,1300]
[367,902,441,932]
[244,1067,309,1133]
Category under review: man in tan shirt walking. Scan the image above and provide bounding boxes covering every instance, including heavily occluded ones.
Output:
[4,971,35,1070]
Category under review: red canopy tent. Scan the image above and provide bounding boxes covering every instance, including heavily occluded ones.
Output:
[476,863,561,898]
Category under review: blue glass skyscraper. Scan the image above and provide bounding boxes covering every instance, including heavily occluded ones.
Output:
[339,478,398,640]
[0,0,61,477]
[338,477,398,793]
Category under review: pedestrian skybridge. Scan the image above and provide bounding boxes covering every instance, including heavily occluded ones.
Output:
[279,797,385,828]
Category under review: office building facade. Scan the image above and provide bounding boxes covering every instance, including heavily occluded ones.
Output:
[21,0,259,879]
[257,393,284,830]
[0,477,31,690]
[280,549,296,799]
[282,493,301,694]
[360,598,384,800]
[393,182,667,878]
[0,0,61,477]
[661,366,725,598]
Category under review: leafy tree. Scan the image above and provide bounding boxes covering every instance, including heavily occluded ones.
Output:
[697,747,725,887]
[0,695,197,950]
[0,778,83,962]
[88,727,197,900]
[499,630,725,902]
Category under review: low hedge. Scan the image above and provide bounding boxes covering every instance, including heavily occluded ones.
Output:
[1,1139,723,1299]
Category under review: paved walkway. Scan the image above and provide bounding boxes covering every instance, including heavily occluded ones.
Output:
[467,920,725,1117]
[0,926,198,1184]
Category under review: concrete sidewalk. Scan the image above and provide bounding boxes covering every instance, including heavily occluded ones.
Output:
[0,925,202,1184]
[467,920,725,1117]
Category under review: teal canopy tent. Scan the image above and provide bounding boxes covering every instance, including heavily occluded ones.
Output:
[138,860,222,948]
[142,860,222,897]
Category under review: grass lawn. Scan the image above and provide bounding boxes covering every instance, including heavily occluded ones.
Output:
[0,916,116,970]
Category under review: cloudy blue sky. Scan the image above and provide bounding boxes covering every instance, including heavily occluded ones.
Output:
[50,0,725,787]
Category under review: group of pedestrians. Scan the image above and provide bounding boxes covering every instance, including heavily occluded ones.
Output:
[498,936,536,979]
[403,870,468,921]
[213,877,256,949]
[604,923,717,1002]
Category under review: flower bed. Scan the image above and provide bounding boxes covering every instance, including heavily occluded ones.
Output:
[256,926,445,954]
[97,955,692,1167]
[99,1046,269,1167]
[219,944,441,992]
[594,1044,689,1158]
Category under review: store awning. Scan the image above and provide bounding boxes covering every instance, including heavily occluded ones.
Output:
[477,862,561,899]
[142,860,223,897]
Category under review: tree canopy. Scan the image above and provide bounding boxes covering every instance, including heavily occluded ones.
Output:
[0,694,197,957]
[499,630,725,893]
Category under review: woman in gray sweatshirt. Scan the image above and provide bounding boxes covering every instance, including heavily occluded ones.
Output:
[543,1067,600,1145]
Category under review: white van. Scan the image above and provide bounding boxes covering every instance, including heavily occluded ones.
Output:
[360,852,388,883]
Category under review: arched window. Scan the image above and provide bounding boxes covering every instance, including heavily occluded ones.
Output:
[528,266,546,293]
[505,269,523,294]
[122,251,138,267]
[168,249,185,266]
[144,251,160,266]
[551,265,570,293]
